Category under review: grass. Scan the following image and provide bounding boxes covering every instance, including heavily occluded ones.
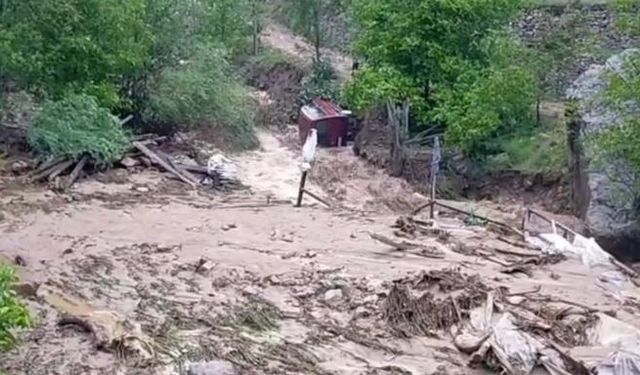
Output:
[486,102,568,175]
[0,264,32,351]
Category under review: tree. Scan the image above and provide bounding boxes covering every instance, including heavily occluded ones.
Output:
[282,0,324,61]
[346,0,537,157]
[0,0,151,108]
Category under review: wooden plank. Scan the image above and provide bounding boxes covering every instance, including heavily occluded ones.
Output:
[368,232,417,251]
[132,141,196,189]
[302,188,331,207]
[30,156,66,178]
[47,159,75,181]
[156,150,199,185]
[66,156,89,188]
[434,200,524,237]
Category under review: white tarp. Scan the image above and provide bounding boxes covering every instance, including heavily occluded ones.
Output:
[301,129,317,172]
[207,154,237,180]
[526,220,611,268]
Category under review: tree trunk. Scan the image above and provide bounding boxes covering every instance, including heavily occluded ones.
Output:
[313,3,321,61]
[388,101,409,177]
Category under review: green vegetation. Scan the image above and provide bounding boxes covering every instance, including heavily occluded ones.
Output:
[30,95,130,163]
[300,59,342,105]
[0,264,32,351]
[0,0,263,156]
[599,0,640,186]
[345,0,539,159]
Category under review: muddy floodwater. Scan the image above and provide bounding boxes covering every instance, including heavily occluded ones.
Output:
[1,131,640,375]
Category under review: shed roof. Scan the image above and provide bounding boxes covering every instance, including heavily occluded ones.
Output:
[301,98,345,121]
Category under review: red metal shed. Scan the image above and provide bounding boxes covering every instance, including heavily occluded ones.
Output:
[298,98,349,147]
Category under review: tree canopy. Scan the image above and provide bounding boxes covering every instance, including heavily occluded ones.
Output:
[345,0,541,157]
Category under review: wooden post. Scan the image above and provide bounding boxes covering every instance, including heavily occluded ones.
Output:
[296,171,308,207]
[430,172,436,219]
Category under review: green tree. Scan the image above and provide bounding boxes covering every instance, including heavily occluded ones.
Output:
[0,0,151,108]
[283,0,323,60]
[346,0,537,157]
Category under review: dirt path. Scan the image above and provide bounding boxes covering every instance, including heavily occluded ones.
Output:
[261,24,353,81]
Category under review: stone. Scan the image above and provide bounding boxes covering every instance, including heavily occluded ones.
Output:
[567,49,640,260]
[187,360,236,375]
[13,281,40,298]
[120,156,140,169]
[323,288,343,304]
[11,160,30,174]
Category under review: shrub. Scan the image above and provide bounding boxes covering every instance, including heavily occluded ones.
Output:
[300,59,342,104]
[148,44,258,149]
[0,264,32,351]
[29,94,130,164]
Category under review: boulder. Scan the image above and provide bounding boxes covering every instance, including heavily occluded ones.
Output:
[567,49,640,261]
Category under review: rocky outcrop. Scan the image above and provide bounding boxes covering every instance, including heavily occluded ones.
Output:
[517,4,635,98]
[567,49,640,261]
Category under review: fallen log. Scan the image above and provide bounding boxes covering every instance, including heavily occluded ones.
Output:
[45,159,75,182]
[66,156,89,188]
[132,141,196,188]
[156,150,200,185]
[369,232,417,251]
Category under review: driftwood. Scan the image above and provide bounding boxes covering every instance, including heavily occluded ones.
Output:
[133,141,196,188]
[301,189,331,207]
[414,200,523,237]
[47,160,75,182]
[369,232,417,251]
[156,150,199,185]
[66,156,89,188]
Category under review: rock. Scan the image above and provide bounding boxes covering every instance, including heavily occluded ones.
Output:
[120,156,140,169]
[187,360,236,375]
[11,160,30,174]
[323,288,343,304]
[567,49,640,260]
[13,281,40,298]
[14,255,26,267]
[220,223,237,231]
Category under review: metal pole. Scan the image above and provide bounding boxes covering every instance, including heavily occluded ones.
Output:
[295,171,308,207]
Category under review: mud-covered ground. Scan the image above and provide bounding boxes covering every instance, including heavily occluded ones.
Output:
[2,130,640,375]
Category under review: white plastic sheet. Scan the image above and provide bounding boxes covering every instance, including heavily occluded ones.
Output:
[207,154,237,180]
[301,129,317,172]
[526,221,611,267]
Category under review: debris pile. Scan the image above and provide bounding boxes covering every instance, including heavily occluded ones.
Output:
[373,200,640,375]
[15,134,242,191]
[383,269,490,337]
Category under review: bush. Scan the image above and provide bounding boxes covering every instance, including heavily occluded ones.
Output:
[148,44,258,149]
[300,59,342,104]
[0,264,32,351]
[29,94,130,163]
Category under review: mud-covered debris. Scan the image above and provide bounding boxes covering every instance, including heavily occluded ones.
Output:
[14,255,26,266]
[383,269,490,337]
[40,286,154,361]
[13,281,40,298]
[195,258,216,275]
[187,360,236,375]
[120,157,140,169]
[221,223,237,231]
[225,299,281,332]
[11,160,30,174]
[324,288,344,304]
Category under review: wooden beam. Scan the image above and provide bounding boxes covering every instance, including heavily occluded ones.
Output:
[132,141,196,189]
